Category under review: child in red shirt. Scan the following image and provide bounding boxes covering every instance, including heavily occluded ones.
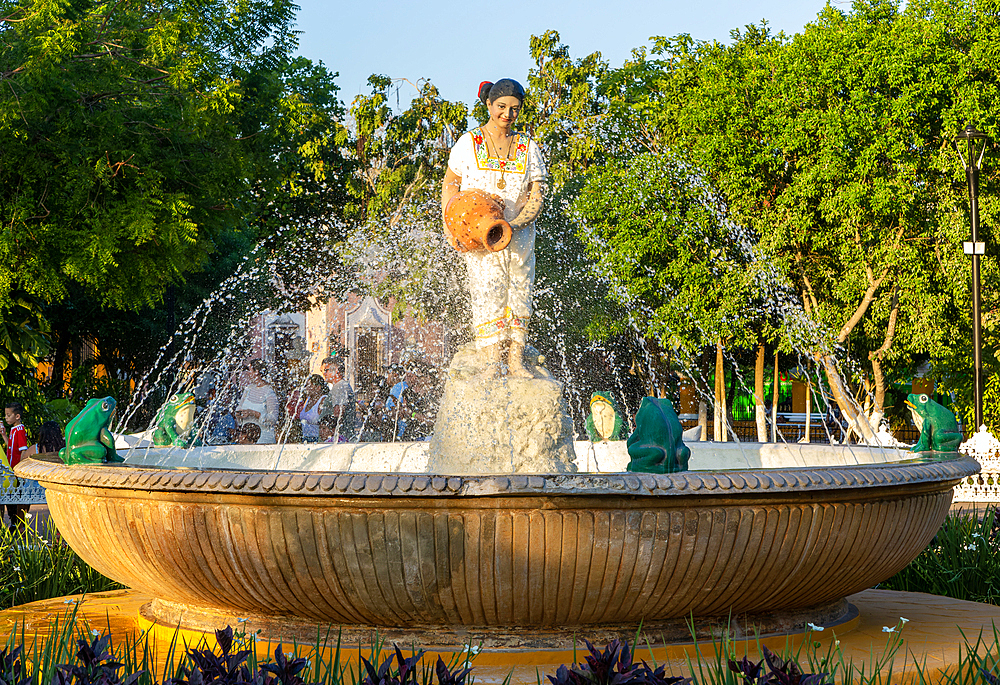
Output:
[2,402,29,530]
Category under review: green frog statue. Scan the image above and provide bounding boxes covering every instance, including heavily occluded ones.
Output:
[60,396,123,465]
[626,396,690,474]
[905,392,963,453]
[152,392,197,447]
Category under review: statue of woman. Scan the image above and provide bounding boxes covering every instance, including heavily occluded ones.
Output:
[441,78,548,379]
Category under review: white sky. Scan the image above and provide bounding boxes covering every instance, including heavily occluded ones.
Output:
[294,0,833,109]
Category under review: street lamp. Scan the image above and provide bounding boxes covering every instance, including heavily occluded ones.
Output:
[956,124,991,430]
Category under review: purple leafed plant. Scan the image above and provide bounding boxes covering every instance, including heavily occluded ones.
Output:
[546,639,690,685]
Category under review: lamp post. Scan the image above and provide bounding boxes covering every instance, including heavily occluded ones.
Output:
[956,124,991,430]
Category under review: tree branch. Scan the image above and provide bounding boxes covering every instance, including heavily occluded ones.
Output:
[836,271,885,344]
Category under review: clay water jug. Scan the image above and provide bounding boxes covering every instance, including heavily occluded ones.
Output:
[444,189,512,252]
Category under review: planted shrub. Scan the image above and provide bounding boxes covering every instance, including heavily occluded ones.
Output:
[546,639,689,685]
[882,506,1000,604]
[0,522,122,609]
[727,647,830,685]
[171,627,316,685]
[0,645,29,685]
[359,646,423,685]
[51,634,143,685]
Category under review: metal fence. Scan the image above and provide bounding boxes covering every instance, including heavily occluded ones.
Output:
[0,469,47,505]
[683,420,924,446]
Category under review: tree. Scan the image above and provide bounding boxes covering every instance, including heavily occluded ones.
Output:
[0,0,341,312]
[347,76,468,225]
[591,0,1000,439]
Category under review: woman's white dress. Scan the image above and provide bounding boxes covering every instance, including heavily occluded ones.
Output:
[446,128,546,348]
[237,383,279,443]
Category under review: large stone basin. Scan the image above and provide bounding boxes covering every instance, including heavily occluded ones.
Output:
[17,450,978,646]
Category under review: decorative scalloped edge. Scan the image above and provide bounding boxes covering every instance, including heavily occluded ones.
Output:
[15,454,980,498]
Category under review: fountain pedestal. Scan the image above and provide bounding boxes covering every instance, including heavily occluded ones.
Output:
[428,343,576,474]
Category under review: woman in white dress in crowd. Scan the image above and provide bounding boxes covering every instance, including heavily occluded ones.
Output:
[295,374,329,442]
[234,359,279,444]
[441,78,547,379]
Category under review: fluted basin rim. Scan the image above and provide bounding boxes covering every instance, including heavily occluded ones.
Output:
[17,453,979,498]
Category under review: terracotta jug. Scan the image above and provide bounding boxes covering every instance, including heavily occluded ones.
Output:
[444,189,512,252]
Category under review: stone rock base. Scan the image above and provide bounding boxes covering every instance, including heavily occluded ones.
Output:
[428,343,577,474]
[143,596,855,649]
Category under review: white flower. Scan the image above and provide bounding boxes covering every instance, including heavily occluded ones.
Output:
[463,643,481,656]
[91,630,101,637]
[882,626,896,633]
[63,599,76,604]
[237,617,248,623]
[304,659,311,669]
[807,623,824,632]
[900,617,909,624]
[12,566,19,572]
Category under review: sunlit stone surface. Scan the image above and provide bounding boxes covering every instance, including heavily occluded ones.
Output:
[428,342,577,474]
[17,452,979,646]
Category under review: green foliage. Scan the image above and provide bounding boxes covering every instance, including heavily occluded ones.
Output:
[572,152,756,360]
[0,521,122,610]
[547,0,1000,415]
[0,0,346,313]
[347,76,468,224]
[0,296,49,432]
[520,30,609,186]
[881,507,1000,604]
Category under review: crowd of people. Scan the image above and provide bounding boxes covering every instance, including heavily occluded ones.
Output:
[1,402,65,529]
[198,354,442,446]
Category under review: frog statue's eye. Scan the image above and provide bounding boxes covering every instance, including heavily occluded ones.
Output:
[919,394,929,403]
[101,400,111,411]
[169,394,178,403]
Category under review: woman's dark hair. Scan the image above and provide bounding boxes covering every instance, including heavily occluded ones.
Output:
[247,359,267,378]
[478,79,525,107]
[308,373,326,389]
[39,420,65,453]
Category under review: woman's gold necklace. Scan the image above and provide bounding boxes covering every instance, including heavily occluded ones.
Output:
[485,126,515,190]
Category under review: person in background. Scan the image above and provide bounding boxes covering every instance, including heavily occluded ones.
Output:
[403,362,441,441]
[1,402,30,530]
[293,374,328,443]
[318,414,339,443]
[235,359,278,444]
[236,423,261,445]
[204,386,236,445]
[321,355,356,442]
[24,420,64,456]
[384,364,408,412]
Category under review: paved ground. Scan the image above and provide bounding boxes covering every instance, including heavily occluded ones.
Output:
[1,588,998,684]
[950,500,994,517]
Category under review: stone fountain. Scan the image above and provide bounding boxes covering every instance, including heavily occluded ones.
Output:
[13,189,981,650]
[18,437,977,646]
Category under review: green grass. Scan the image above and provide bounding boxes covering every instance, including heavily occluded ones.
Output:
[0,519,123,610]
[881,506,1000,605]
[6,615,1000,685]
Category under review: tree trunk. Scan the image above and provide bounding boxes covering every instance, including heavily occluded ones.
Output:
[771,351,780,442]
[870,286,900,415]
[754,343,767,442]
[714,340,727,441]
[804,377,812,443]
[872,358,886,416]
[818,354,877,443]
